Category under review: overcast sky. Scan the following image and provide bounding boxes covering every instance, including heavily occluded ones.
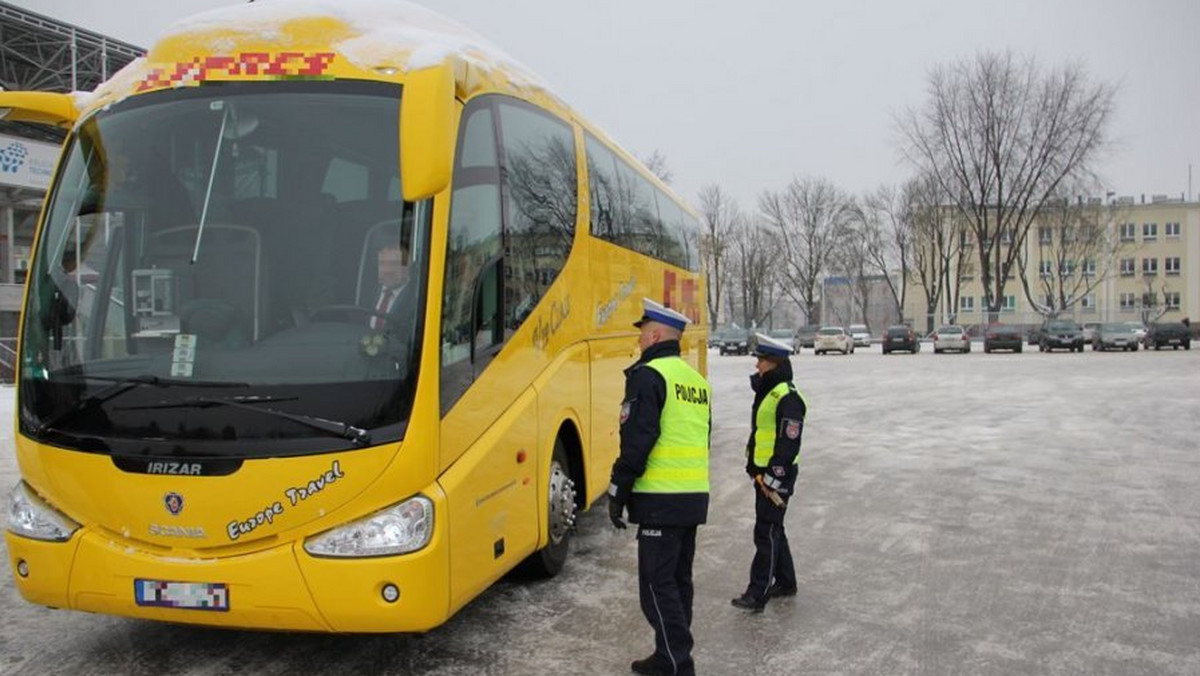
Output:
[11,0,1200,210]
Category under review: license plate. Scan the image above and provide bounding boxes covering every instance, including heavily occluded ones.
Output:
[135,579,229,611]
[1168,339,1180,344]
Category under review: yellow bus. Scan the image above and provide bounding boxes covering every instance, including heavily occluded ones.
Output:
[1,2,705,632]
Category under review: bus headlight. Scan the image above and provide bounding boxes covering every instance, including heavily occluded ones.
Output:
[303,495,433,558]
[7,481,80,542]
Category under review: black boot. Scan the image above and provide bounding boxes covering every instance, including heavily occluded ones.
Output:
[631,654,668,675]
[767,583,797,598]
[730,593,766,612]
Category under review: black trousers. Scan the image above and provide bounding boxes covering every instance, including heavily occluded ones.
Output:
[745,486,796,601]
[637,524,697,676]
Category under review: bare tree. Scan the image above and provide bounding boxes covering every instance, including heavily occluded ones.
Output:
[759,176,855,325]
[640,150,673,186]
[1016,189,1133,317]
[831,202,875,330]
[697,185,739,327]
[943,226,974,326]
[860,184,917,323]
[907,173,972,332]
[899,50,1117,323]
[729,216,778,328]
[1137,276,1175,325]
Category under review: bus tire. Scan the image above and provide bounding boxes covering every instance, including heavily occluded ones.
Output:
[520,438,577,578]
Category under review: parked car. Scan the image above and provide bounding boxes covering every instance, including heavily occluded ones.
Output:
[768,328,796,355]
[708,328,726,350]
[1122,321,1149,343]
[1026,323,1045,346]
[983,323,1023,353]
[814,326,854,355]
[932,325,971,353]
[882,325,920,354]
[793,325,820,351]
[1144,322,1192,350]
[717,329,751,355]
[848,324,871,348]
[1093,322,1140,352]
[1082,321,1101,345]
[1040,320,1085,352]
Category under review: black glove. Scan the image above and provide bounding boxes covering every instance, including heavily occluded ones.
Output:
[608,496,627,529]
[606,482,627,529]
[745,442,757,477]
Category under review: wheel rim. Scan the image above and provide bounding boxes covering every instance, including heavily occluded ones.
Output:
[547,460,577,545]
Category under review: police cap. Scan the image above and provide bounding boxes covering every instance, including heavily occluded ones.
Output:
[633,298,691,331]
[754,332,793,358]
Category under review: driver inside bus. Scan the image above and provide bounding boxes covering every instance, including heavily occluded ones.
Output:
[368,244,410,331]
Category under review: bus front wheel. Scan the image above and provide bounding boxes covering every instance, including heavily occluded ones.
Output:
[521,439,577,577]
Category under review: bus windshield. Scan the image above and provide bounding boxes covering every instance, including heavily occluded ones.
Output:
[18,80,429,458]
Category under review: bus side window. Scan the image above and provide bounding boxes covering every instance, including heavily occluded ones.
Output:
[495,100,576,331]
[441,101,502,414]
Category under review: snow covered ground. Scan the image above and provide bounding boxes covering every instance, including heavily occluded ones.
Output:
[2,345,1199,675]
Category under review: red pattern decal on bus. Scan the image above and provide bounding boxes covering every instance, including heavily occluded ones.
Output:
[137,52,336,92]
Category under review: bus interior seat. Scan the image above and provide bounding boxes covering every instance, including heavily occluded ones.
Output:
[315,198,406,304]
[355,216,409,305]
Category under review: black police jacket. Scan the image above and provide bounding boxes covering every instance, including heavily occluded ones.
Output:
[609,340,710,526]
[746,357,806,494]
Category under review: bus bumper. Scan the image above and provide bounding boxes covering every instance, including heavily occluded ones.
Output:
[5,515,450,633]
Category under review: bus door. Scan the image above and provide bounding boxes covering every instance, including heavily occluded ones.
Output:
[436,95,581,603]
[436,100,538,605]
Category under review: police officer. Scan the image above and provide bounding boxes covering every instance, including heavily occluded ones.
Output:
[609,298,711,676]
[731,332,807,612]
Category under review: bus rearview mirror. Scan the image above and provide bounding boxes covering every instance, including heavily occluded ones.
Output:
[400,64,455,201]
[0,91,78,128]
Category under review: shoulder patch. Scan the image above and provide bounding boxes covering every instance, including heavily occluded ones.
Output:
[620,399,634,424]
[783,418,802,440]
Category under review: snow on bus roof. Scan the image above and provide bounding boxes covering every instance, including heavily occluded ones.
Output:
[72,0,556,118]
[66,1,688,209]
[161,0,548,88]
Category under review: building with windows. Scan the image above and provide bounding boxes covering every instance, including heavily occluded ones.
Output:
[901,196,1199,330]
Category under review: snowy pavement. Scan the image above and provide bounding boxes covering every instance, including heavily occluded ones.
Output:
[2,345,1199,675]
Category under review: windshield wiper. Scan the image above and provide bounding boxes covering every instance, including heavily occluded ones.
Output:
[35,374,247,435]
[129,396,372,447]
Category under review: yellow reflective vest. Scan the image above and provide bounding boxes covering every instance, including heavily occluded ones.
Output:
[753,381,806,467]
[631,356,711,494]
